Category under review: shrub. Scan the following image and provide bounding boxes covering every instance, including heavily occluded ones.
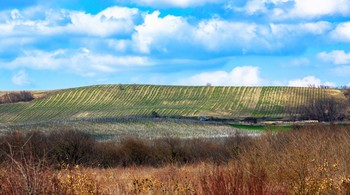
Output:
[0,130,254,168]
[48,130,96,166]
[151,111,160,118]
[0,91,34,104]
[118,138,155,166]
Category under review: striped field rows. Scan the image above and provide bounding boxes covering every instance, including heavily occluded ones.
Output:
[0,85,345,124]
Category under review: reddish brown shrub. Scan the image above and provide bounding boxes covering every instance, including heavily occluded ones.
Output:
[0,91,34,104]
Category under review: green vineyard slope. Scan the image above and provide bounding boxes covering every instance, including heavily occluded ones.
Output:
[0,85,346,124]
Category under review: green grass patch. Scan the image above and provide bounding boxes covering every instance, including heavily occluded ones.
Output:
[229,124,292,131]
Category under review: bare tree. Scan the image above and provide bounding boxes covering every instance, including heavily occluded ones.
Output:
[345,88,350,119]
[345,88,350,104]
[301,97,346,122]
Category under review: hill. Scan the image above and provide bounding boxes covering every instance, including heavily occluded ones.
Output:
[0,85,346,124]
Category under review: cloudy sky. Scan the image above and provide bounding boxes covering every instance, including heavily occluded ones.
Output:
[0,0,350,90]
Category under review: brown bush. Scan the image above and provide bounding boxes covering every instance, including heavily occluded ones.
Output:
[0,129,253,168]
[47,130,96,166]
[0,91,34,104]
[0,131,49,165]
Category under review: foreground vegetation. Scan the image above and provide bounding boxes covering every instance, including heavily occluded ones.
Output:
[1,125,350,194]
[0,85,346,124]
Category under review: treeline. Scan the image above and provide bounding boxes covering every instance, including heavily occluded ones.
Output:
[0,91,34,104]
[0,129,249,168]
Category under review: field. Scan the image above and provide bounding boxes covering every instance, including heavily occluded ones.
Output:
[0,85,346,125]
[0,118,260,140]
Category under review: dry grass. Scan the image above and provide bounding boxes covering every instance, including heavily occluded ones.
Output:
[1,125,350,194]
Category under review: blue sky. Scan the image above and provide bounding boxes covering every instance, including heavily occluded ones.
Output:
[1,0,350,90]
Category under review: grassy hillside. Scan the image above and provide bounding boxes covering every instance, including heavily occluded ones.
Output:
[0,85,346,124]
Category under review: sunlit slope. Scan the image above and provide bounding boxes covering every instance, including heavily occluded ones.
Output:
[0,85,345,124]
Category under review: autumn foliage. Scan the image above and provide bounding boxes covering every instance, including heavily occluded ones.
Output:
[1,125,350,194]
[0,91,34,104]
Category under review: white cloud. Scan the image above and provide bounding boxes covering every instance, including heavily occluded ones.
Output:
[0,6,335,57]
[318,50,350,64]
[300,22,333,35]
[244,0,268,14]
[178,66,262,86]
[107,39,131,52]
[133,0,224,8]
[331,22,350,42]
[0,8,69,37]
[240,0,350,19]
[194,19,259,52]
[0,23,14,36]
[132,11,192,54]
[12,70,30,86]
[132,11,332,55]
[194,19,331,53]
[269,22,332,37]
[230,0,291,15]
[67,6,140,37]
[1,49,154,76]
[288,76,335,87]
[0,6,140,37]
[289,0,350,18]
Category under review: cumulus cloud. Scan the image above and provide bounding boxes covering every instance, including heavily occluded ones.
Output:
[194,19,331,54]
[132,11,192,54]
[288,0,350,18]
[0,6,336,59]
[239,0,350,19]
[178,66,262,86]
[67,6,140,37]
[194,20,259,52]
[288,76,335,87]
[131,12,331,56]
[12,70,30,86]
[242,0,291,15]
[243,0,268,15]
[0,6,140,37]
[0,8,72,37]
[1,49,154,76]
[331,22,350,42]
[132,0,224,8]
[318,50,350,64]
